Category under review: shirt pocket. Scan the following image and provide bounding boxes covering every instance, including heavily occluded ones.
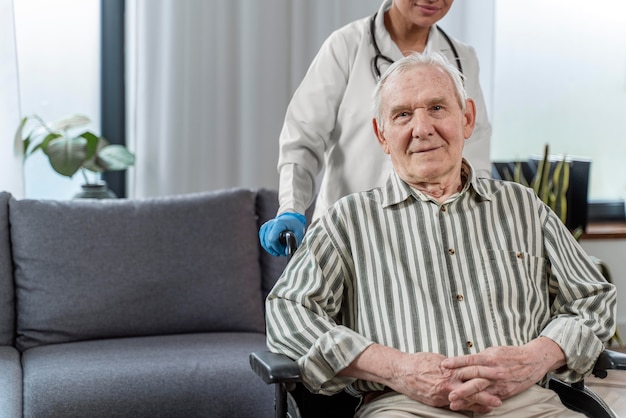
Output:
[478,249,551,345]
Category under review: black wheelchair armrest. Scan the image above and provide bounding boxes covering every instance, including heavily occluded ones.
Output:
[250,351,302,418]
[249,350,301,385]
[592,349,626,378]
[250,350,361,418]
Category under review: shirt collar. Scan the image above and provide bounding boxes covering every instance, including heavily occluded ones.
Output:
[381,159,493,208]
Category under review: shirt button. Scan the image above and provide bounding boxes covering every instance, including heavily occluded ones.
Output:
[456,294,464,301]
[517,252,524,259]
[441,205,447,212]
[448,248,455,255]
[467,341,473,348]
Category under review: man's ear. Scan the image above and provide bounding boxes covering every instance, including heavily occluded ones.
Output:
[463,99,477,140]
[373,118,390,154]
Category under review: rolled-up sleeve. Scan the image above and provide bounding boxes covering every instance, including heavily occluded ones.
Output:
[265,223,373,394]
[540,209,616,381]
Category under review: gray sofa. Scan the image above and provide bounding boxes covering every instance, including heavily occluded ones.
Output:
[0,188,289,418]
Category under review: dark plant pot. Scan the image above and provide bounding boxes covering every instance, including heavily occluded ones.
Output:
[73,182,117,199]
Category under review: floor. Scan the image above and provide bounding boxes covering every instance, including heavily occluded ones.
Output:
[584,346,626,417]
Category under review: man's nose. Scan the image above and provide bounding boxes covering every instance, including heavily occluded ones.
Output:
[411,112,434,138]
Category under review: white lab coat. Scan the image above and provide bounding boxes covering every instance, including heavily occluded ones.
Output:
[277,0,492,220]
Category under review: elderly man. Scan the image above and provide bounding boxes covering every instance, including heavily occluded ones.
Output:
[265,52,616,417]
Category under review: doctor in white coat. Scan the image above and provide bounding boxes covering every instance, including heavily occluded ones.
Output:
[260,0,492,256]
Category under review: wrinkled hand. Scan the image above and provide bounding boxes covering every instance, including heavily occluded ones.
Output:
[441,338,565,411]
[388,352,503,413]
[258,212,306,256]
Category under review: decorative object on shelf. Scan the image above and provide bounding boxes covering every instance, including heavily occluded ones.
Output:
[17,114,135,198]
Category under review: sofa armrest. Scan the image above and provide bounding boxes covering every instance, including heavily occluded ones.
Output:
[249,351,301,385]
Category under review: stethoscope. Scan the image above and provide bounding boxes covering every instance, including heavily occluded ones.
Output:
[369,12,463,81]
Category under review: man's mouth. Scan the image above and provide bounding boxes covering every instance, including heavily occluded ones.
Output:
[412,145,441,154]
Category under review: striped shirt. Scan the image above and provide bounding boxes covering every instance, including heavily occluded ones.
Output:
[266,161,616,395]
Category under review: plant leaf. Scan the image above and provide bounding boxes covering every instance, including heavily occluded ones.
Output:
[16,117,29,156]
[40,133,63,151]
[82,136,109,172]
[553,158,569,224]
[18,114,135,178]
[80,131,100,160]
[23,136,31,157]
[513,161,529,186]
[48,114,91,132]
[533,144,551,202]
[501,166,513,182]
[43,135,89,177]
[96,144,136,171]
[551,159,563,220]
[572,227,584,241]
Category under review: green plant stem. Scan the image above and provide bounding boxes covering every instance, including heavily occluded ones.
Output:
[33,114,54,135]
[80,168,90,185]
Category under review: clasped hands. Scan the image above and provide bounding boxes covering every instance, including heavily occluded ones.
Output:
[387,337,565,413]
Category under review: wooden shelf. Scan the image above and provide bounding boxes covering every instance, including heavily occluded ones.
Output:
[581,222,626,240]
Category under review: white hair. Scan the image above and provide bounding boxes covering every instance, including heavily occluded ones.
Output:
[373,52,467,131]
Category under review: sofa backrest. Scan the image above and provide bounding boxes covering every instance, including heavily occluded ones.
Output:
[0,192,15,346]
[10,188,266,351]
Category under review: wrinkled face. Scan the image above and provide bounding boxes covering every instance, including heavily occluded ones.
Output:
[373,65,475,186]
[392,0,454,27]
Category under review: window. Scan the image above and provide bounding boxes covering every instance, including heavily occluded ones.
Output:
[14,0,100,199]
[490,0,626,209]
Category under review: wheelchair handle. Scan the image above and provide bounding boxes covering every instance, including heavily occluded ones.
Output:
[279,230,298,258]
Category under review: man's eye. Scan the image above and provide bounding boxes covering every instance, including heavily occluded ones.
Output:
[431,105,442,111]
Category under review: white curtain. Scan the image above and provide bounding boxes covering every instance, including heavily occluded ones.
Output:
[0,0,24,197]
[126,0,380,198]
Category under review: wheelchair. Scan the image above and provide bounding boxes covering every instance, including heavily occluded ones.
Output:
[254,232,626,417]
[250,348,626,418]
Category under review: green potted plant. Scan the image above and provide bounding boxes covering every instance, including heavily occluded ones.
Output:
[17,114,135,198]
[499,144,579,236]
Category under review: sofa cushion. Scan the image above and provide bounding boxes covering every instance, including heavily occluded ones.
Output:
[10,189,265,351]
[0,192,15,346]
[21,333,274,418]
[0,346,22,418]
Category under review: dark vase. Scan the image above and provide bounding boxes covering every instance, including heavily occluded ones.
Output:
[73,182,117,199]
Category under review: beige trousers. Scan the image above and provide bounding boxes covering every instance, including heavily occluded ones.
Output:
[354,385,586,418]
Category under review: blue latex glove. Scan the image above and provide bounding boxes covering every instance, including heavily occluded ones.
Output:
[259,212,306,257]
